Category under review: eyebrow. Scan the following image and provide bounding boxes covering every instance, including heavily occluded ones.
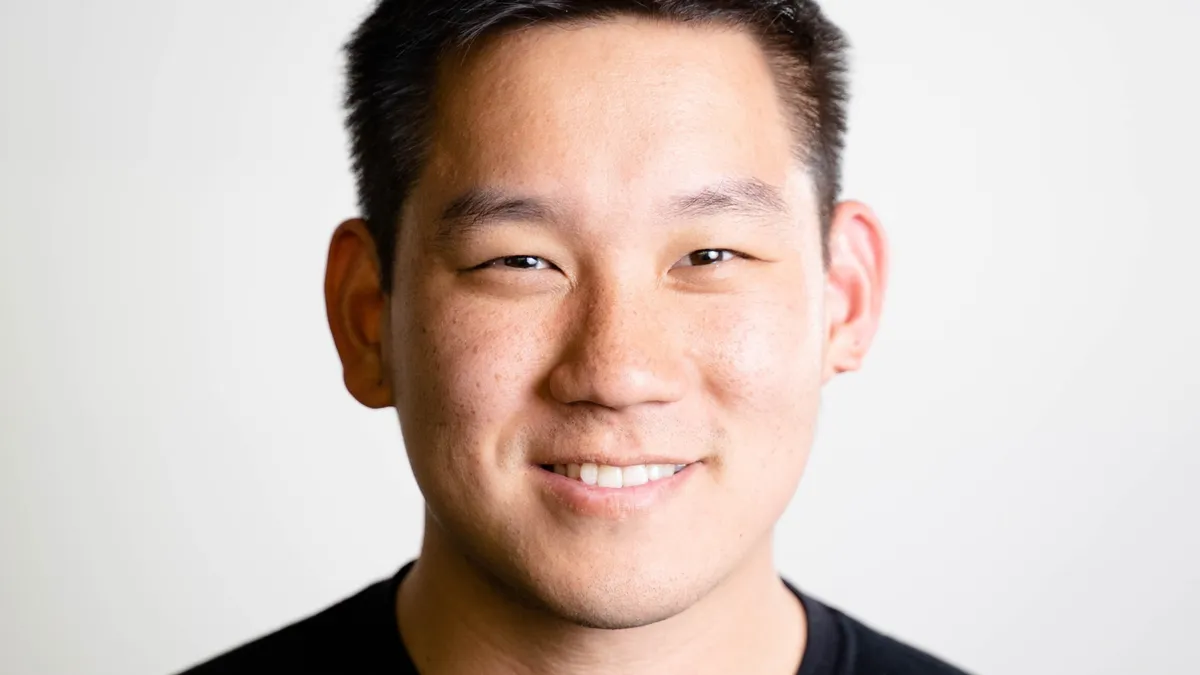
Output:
[665,178,790,221]
[433,177,789,244]
[434,188,562,246]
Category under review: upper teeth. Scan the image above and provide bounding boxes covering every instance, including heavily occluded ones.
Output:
[552,463,686,488]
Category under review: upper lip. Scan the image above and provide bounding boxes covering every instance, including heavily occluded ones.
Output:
[533,454,700,466]
[527,423,703,467]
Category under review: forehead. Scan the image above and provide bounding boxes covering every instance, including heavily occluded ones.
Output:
[414,16,810,223]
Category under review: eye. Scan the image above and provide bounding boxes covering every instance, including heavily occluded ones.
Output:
[478,255,554,271]
[675,249,740,268]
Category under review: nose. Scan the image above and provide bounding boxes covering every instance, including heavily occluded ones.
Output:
[546,285,689,410]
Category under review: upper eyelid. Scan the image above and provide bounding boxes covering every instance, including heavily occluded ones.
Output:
[471,249,747,270]
[677,249,746,265]
[476,255,555,270]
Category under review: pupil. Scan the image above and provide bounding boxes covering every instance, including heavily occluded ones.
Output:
[507,256,538,268]
[693,250,721,265]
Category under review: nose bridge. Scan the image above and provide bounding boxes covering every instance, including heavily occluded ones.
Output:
[549,277,686,409]
[583,280,653,367]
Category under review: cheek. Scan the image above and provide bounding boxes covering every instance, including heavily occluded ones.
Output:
[701,289,824,417]
[391,277,549,465]
[695,284,825,502]
[668,287,823,549]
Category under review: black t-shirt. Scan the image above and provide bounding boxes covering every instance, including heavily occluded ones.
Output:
[178,563,969,674]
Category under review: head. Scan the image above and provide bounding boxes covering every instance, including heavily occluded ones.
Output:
[326,0,887,629]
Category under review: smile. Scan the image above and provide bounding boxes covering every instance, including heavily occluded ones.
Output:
[540,463,691,488]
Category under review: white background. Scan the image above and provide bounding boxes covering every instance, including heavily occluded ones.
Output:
[2,1,1197,673]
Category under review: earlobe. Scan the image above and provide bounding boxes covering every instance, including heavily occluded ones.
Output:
[822,201,889,383]
[324,218,394,409]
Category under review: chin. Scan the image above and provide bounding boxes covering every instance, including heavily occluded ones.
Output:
[529,575,702,630]
[487,548,718,630]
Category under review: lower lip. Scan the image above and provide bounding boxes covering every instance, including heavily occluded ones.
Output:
[533,463,700,518]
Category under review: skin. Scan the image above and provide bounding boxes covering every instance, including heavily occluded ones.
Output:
[325,16,887,675]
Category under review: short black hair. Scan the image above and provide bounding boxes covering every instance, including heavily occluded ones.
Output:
[345,0,850,288]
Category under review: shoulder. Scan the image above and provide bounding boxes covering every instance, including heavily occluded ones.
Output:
[798,590,972,675]
[175,574,407,675]
[838,610,970,675]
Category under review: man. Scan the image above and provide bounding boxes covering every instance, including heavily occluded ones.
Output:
[183,1,968,673]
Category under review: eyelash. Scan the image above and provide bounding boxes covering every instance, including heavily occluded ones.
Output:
[475,255,556,271]
[680,249,740,267]
[474,249,746,271]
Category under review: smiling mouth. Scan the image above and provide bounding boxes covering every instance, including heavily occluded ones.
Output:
[539,462,691,488]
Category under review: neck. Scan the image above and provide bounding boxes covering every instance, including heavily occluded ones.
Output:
[396,514,806,675]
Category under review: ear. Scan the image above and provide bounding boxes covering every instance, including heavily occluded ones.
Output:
[324,218,393,408]
[822,201,889,383]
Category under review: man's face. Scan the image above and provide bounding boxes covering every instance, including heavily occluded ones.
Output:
[388,18,832,627]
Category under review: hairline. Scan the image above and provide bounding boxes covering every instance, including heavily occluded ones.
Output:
[347,4,846,291]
